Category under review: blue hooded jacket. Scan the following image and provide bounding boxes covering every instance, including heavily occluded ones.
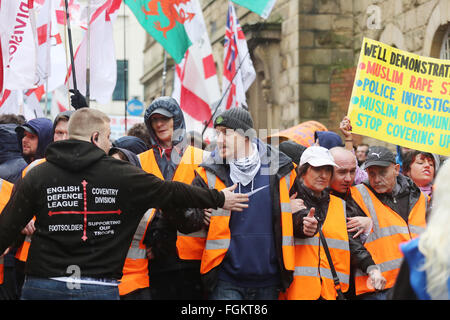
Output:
[15,118,53,164]
[314,131,344,149]
[0,124,28,183]
[112,136,149,155]
[109,147,142,168]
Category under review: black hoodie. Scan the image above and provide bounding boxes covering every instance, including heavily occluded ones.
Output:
[0,139,224,280]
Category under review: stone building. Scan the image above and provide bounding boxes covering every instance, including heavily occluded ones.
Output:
[140,0,450,145]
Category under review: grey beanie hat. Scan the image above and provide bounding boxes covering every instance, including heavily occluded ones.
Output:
[214,107,254,133]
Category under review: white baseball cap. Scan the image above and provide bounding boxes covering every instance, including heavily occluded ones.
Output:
[299,146,338,167]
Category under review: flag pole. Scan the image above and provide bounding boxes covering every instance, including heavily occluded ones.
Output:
[45,2,51,117]
[201,48,251,136]
[162,50,167,96]
[123,2,128,132]
[62,3,72,110]
[86,0,91,107]
[64,0,77,92]
[201,20,265,137]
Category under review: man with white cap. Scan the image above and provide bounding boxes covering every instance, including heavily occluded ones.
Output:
[284,146,385,300]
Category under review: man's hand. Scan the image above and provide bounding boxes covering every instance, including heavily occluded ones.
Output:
[290,192,306,213]
[203,208,212,227]
[303,207,318,237]
[347,216,372,238]
[146,247,154,260]
[1,247,10,258]
[339,116,353,139]
[69,89,89,110]
[368,267,386,291]
[221,184,249,212]
[21,219,36,236]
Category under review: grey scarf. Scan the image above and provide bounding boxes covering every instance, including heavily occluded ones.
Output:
[229,143,261,187]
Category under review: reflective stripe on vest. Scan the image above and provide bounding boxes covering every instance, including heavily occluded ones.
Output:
[22,158,46,178]
[351,184,427,295]
[279,170,295,271]
[199,168,230,274]
[199,168,296,275]
[119,208,155,296]
[285,195,350,300]
[175,147,209,260]
[0,178,13,212]
[138,145,207,260]
[126,209,154,260]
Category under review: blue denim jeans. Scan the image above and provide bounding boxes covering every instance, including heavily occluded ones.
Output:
[358,289,390,300]
[21,276,120,300]
[209,280,279,300]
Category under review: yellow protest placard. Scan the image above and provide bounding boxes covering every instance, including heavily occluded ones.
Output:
[348,37,450,156]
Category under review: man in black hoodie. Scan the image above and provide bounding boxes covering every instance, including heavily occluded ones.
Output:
[0,108,248,300]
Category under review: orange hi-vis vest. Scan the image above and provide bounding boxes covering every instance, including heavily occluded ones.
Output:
[15,159,47,262]
[118,208,155,296]
[284,195,350,300]
[0,178,14,285]
[350,184,427,296]
[138,145,208,261]
[197,167,296,276]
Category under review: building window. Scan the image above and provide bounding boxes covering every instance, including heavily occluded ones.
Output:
[113,60,128,101]
[440,25,450,59]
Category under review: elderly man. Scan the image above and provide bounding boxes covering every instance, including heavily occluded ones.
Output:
[350,146,427,300]
[0,108,248,300]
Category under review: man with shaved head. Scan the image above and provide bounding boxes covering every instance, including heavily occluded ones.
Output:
[0,108,248,300]
[329,147,385,299]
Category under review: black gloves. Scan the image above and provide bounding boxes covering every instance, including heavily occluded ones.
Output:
[69,89,88,110]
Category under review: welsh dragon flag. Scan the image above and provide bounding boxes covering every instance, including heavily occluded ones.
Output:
[231,0,277,19]
[125,0,192,63]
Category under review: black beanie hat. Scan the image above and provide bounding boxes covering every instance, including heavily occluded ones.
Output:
[214,107,254,133]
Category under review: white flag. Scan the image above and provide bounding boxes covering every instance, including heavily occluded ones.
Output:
[0,88,44,120]
[50,86,70,120]
[66,0,121,104]
[0,0,38,91]
[35,0,52,87]
[47,0,67,91]
[0,90,22,116]
[172,0,221,142]
[23,85,46,119]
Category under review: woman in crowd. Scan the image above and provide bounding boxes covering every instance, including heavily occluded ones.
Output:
[391,159,450,299]
[285,146,384,300]
[401,150,439,199]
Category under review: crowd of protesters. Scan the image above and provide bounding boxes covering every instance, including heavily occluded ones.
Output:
[0,92,448,300]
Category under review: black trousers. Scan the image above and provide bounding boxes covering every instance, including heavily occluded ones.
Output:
[149,268,205,300]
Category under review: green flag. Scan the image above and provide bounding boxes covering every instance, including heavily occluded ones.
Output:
[231,0,277,19]
[125,0,192,63]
